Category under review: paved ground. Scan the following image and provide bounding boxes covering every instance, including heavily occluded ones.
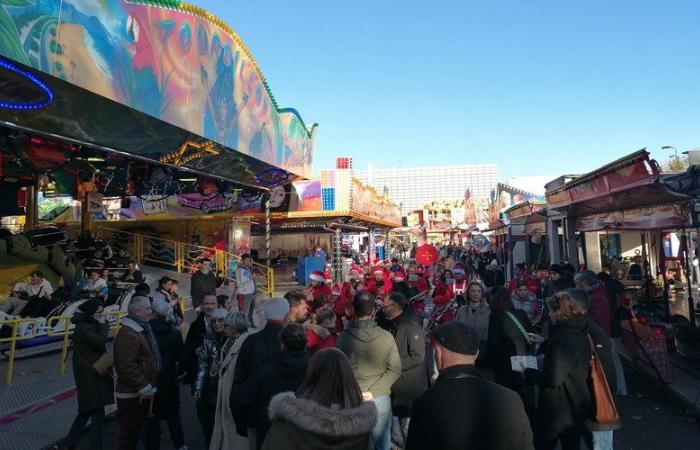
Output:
[70,368,700,450]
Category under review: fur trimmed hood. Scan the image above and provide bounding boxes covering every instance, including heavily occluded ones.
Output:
[268,392,377,437]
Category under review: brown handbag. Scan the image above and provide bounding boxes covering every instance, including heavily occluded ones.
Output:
[587,335,619,424]
[91,352,114,376]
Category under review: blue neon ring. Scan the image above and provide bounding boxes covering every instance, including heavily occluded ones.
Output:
[0,57,54,110]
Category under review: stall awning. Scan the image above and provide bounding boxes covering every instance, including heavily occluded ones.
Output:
[574,201,693,232]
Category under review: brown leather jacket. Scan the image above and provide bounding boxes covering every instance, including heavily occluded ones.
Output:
[113,317,158,398]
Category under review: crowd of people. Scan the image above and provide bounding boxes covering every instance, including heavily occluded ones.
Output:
[57,245,629,450]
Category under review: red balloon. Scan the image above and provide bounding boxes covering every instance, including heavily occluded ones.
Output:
[415,244,439,266]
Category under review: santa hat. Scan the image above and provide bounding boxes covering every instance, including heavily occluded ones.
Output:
[393,274,405,282]
[453,268,466,276]
[349,269,361,279]
[373,268,385,276]
[310,271,325,283]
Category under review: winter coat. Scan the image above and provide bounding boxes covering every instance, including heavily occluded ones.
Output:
[150,317,183,418]
[190,270,217,307]
[587,283,611,336]
[70,312,114,412]
[263,392,377,450]
[233,320,286,431]
[483,268,505,288]
[406,365,534,450]
[602,277,625,338]
[211,330,256,450]
[232,350,309,449]
[181,313,207,385]
[195,333,226,405]
[305,324,337,355]
[456,301,491,344]
[488,309,532,389]
[113,317,158,398]
[336,319,402,398]
[583,317,621,432]
[525,315,592,435]
[381,307,427,418]
[543,277,575,298]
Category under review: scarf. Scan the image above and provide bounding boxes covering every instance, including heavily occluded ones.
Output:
[128,314,162,371]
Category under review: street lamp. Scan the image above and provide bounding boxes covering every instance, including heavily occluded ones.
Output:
[662,145,678,159]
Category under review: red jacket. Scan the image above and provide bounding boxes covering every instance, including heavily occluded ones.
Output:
[306,324,336,355]
[587,283,611,336]
[432,281,453,306]
[310,283,332,300]
[367,276,392,299]
[507,274,539,294]
[406,273,428,293]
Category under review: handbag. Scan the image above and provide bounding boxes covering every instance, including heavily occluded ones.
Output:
[587,335,619,424]
[91,352,114,376]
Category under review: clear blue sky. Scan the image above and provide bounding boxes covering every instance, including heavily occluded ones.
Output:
[195,0,700,179]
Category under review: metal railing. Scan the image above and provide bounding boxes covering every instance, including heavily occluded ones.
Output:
[0,311,129,385]
[95,226,275,296]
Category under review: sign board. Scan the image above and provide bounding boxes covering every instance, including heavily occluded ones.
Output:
[86,192,104,213]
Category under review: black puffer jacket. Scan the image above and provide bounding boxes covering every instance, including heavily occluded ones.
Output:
[195,333,226,405]
[526,316,591,435]
[150,317,183,418]
[232,350,309,449]
[70,312,114,412]
[263,392,377,450]
[380,307,427,418]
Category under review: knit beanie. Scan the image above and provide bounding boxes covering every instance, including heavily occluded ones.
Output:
[264,297,290,321]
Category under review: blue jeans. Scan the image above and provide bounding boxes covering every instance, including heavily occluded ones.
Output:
[592,430,613,450]
[371,395,392,450]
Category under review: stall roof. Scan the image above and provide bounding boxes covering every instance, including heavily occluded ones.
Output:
[545,149,691,215]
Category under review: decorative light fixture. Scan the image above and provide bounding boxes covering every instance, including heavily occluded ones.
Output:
[160,139,219,166]
[255,167,289,187]
[0,57,54,110]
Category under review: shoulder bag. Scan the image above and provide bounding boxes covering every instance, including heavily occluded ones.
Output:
[587,335,619,424]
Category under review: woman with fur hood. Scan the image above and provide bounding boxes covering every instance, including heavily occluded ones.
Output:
[263,348,377,450]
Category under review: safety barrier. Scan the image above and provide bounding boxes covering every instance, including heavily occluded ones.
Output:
[0,311,129,385]
[95,226,275,296]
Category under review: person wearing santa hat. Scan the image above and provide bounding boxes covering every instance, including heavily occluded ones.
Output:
[451,268,469,307]
[406,262,428,294]
[432,269,454,307]
[307,271,332,302]
[367,267,392,300]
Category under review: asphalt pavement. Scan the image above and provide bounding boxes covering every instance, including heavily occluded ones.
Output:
[71,367,700,450]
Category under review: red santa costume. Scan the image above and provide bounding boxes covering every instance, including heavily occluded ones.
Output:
[451,268,468,304]
[366,268,392,300]
[406,267,429,294]
[308,270,332,302]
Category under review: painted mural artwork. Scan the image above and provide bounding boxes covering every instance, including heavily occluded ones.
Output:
[0,0,315,177]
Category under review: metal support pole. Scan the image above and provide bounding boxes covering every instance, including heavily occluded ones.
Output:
[682,230,697,327]
[334,228,342,284]
[25,184,38,230]
[265,199,271,267]
[547,219,561,264]
[565,217,579,269]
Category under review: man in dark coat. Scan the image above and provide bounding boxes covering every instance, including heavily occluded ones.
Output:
[379,292,426,447]
[145,298,185,450]
[190,258,217,308]
[232,323,309,449]
[575,270,611,335]
[406,322,534,450]
[232,297,290,442]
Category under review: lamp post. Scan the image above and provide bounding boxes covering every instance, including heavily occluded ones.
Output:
[661,145,678,159]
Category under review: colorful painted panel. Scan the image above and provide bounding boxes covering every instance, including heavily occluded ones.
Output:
[0,0,315,177]
[350,179,402,226]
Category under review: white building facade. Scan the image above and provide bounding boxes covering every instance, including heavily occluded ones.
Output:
[355,164,499,216]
